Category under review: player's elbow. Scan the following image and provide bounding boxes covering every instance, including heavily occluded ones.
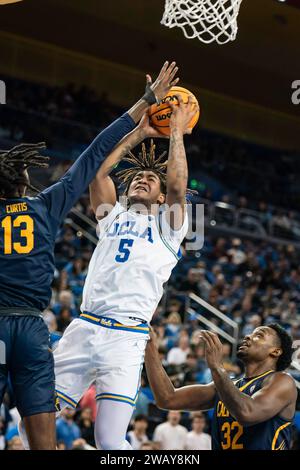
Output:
[234,409,257,427]
[155,391,177,410]
[155,396,172,410]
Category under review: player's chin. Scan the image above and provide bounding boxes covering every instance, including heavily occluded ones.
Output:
[236,348,248,359]
[129,192,152,205]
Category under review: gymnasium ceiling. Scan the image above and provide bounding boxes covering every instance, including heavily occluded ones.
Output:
[0,0,300,118]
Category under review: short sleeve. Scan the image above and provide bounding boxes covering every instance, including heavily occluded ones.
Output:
[96,202,126,239]
[157,204,189,252]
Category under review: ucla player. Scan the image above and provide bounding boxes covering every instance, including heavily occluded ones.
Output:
[0,60,178,450]
[145,324,297,450]
[53,94,198,450]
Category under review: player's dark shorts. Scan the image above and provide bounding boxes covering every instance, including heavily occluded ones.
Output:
[0,309,56,418]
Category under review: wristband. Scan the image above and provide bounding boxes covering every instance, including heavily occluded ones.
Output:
[142,82,159,106]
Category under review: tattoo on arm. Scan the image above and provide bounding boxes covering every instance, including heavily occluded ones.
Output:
[168,130,188,190]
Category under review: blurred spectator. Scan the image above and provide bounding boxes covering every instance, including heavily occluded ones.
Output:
[0,417,5,450]
[180,269,201,296]
[6,436,24,450]
[132,377,152,418]
[57,441,67,451]
[77,407,95,447]
[242,314,262,337]
[165,312,182,341]
[79,385,97,422]
[227,238,246,266]
[221,343,241,376]
[167,331,191,366]
[153,411,188,450]
[52,290,77,318]
[62,257,86,307]
[127,415,149,450]
[71,438,96,450]
[56,306,73,333]
[140,441,159,450]
[56,409,81,449]
[184,413,212,450]
[43,310,62,349]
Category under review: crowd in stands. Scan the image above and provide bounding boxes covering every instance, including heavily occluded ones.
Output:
[1,75,300,212]
[1,216,300,449]
[0,75,300,450]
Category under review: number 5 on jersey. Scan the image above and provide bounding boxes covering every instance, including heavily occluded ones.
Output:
[115,239,134,263]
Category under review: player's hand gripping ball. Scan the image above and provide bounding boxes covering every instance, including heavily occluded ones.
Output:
[149,86,200,136]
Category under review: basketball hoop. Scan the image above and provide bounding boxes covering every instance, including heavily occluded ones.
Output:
[161,0,243,45]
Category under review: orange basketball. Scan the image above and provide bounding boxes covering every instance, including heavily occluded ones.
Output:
[149,86,200,136]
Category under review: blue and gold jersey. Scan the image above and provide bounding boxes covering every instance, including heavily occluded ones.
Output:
[212,370,292,450]
[0,113,135,312]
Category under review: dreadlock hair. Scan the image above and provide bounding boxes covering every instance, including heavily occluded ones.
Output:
[0,142,49,197]
[116,140,195,201]
[116,140,168,196]
[268,323,294,371]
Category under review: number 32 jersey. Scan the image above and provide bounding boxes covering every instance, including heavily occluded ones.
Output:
[212,370,292,450]
[81,202,188,324]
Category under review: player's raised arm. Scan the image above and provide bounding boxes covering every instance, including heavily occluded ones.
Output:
[145,330,216,411]
[40,61,179,224]
[165,95,199,230]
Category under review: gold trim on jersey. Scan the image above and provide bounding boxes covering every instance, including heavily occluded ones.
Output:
[237,370,275,392]
[272,422,291,450]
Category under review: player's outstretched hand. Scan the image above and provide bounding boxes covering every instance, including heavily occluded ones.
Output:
[137,113,169,139]
[169,94,199,135]
[147,61,179,103]
[199,330,224,371]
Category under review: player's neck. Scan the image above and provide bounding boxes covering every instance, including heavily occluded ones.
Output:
[244,361,276,379]
[129,204,159,216]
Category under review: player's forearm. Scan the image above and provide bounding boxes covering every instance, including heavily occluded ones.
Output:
[211,366,255,425]
[98,127,145,178]
[127,99,151,124]
[145,342,215,411]
[145,343,177,409]
[167,128,188,199]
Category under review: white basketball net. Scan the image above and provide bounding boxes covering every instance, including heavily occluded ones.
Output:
[161,0,243,45]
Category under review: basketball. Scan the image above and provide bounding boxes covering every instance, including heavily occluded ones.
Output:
[149,86,200,136]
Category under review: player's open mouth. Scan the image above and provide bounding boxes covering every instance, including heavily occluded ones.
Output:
[238,343,250,350]
[135,186,149,193]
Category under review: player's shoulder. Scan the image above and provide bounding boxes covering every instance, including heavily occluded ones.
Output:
[263,370,296,390]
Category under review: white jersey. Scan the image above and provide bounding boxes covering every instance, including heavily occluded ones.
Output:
[81,202,188,324]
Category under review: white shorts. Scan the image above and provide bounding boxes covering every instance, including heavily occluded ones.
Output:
[54,313,149,409]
